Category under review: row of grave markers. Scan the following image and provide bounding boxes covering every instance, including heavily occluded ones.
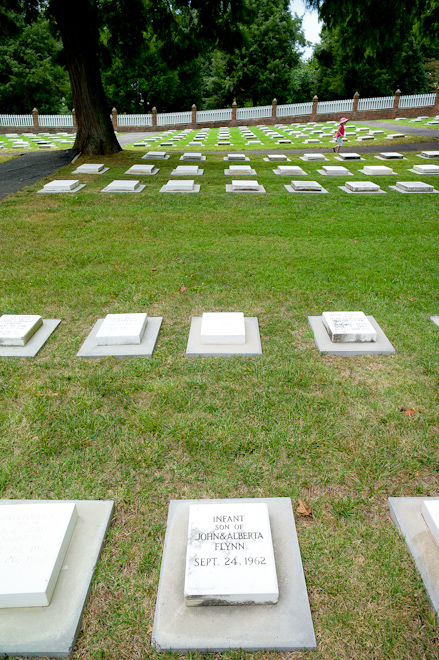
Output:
[2,311,439,357]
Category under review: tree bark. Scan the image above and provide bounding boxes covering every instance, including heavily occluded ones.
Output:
[49,0,121,155]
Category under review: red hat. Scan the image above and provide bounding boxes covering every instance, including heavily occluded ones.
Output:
[340,117,348,123]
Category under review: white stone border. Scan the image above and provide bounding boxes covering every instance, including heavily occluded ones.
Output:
[308,315,395,355]
[77,317,162,358]
[0,320,61,357]
[124,167,159,175]
[186,317,262,356]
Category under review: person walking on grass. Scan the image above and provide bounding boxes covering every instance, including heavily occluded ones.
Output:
[333,117,348,153]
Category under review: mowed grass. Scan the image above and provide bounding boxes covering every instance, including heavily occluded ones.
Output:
[1,148,439,659]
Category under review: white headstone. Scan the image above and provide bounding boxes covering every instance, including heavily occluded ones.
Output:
[41,180,81,192]
[379,152,403,159]
[303,153,326,161]
[277,165,306,175]
[145,151,167,159]
[173,166,200,175]
[182,152,203,160]
[0,314,43,346]
[227,154,246,161]
[164,180,195,191]
[421,151,439,158]
[291,181,322,191]
[103,180,141,192]
[363,166,394,175]
[0,502,77,607]
[322,166,349,175]
[200,312,246,345]
[386,133,405,139]
[345,181,381,192]
[422,501,439,548]
[339,153,361,160]
[267,154,288,161]
[95,313,148,345]
[322,312,377,342]
[231,180,260,191]
[413,164,439,174]
[229,165,252,174]
[126,164,155,174]
[396,181,434,192]
[73,164,105,174]
[184,502,278,606]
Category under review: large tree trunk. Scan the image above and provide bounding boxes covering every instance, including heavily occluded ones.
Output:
[49,0,121,155]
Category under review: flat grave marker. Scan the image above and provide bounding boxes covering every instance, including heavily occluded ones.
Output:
[0,314,43,346]
[37,180,85,193]
[71,164,108,174]
[200,312,245,345]
[101,180,145,193]
[171,165,203,176]
[160,180,200,193]
[411,164,439,175]
[274,165,307,176]
[285,181,328,194]
[309,312,394,355]
[318,165,352,176]
[341,181,384,194]
[125,164,158,175]
[360,165,396,175]
[391,181,437,193]
[95,313,148,346]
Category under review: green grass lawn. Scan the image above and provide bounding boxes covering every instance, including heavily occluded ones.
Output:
[382,117,439,129]
[1,147,439,659]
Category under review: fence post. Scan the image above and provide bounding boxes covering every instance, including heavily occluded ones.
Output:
[191,104,197,128]
[231,100,237,124]
[152,107,157,128]
[32,107,39,129]
[111,107,118,130]
[352,91,360,116]
[72,108,76,130]
[271,98,277,119]
[312,95,318,117]
[393,89,401,117]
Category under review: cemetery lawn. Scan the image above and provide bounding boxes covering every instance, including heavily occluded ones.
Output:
[0,154,17,164]
[1,148,439,659]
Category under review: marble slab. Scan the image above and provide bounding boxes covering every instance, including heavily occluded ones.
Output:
[0,500,113,658]
[227,181,265,193]
[411,164,439,174]
[264,155,290,162]
[225,165,255,175]
[200,312,246,345]
[391,181,437,193]
[101,180,145,193]
[0,314,43,346]
[37,180,85,193]
[318,166,352,176]
[224,154,248,161]
[0,503,77,607]
[186,317,262,356]
[431,316,439,328]
[274,166,307,176]
[95,313,148,345]
[77,317,162,358]
[152,497,316,652]
[160,180,200,193]
[308,315,395,355]
[181,153,206,161]
[171,166,203,176]
[376,153,404,160]
[386,133,406,139]
[285,181,328,194]
[300,153,327,161]
[337,153,362,160]
[419,151,439,158]
[421,501,439,548]
[142,151,169,160]
[340,181,385,194]
[71,164,108,174]
[322,311,377,342]
[0,319,61,357]
[360,166,396,175]
[125,165,158,175]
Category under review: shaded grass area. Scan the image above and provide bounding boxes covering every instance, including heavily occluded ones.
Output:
[1,149,439,659]
[383,117,439,129]
[0,154,17,164]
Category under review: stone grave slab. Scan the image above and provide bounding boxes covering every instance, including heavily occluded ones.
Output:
[419,151,439,158]
[125,165,158,175]
[77,316,162,358]
[263,155,290,162]
[227,181,265,194]
[411,164,439,175]
[184,502,278,606]
[300,153,327,161]
[71,164,108,174]
[322,311,377,342]
[37,180,85,193]
[225,165,255,175]
[101,180,145,193]
[337,153,362,160]
[0,314,43,346]
[303,139,321,143]
[318,166,352,176]
[358,135,374,141]
[224,154,249,162]
[274,165,307,176]
[308,315,395,355]
[277,139,291,144]
[0,502,77,608]
[390,181,437,193]
[152,497,316,652]
[0,500,113,659]
[431,316,439,328]
[200,312,246,345]
[186,317,262,356]
[142,151,169,160]
[340,181,385,194]
[181,153,206,161]
[160,180,200,193]
[95,313,148,346]
[376,153,404,160]
[359,165,396,175]
[386,133,406,139]
[171,165,203,176]
[388,497,439,624]
[285,181,328,194]
[0,318,60,357]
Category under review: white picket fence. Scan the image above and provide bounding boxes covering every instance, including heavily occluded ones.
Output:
[399,93,436,108]
[277,102,313,116]
[236,105,272,119]
[196,108,232,122]
[316,99,354,114]
[0,114,33,127]
[157,111,192,125]
[118,114,153,127]
[39,115,74,127]
[358,95,394,111]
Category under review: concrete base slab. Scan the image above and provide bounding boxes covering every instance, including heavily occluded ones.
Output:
[338,186,386,194]
[284,185,328,194]
[225,185,265,194]
[152,497,316,652]
[0,320,61,357]
[308,315,395,355]
[37,185,85,194]
[142,154,170,160]
[0,499,113,658]
[223,156,250,162]
[101,184,145,193]
[317,169,353,176]
[77,317,162,358]
[263,157,290,162]
[171,169,204,176]
[375,155,406,161]
[430,316,439,328]
[180,156,206,161]
[159,185,200,193]
[186,317,262,356]
[389,186,439,194]
[408,169,439,175]
[124,168,159,175]
[388,497,439,621]
[300,155,328,161]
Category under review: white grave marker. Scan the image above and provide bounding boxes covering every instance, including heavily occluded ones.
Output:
[95,313,148,345]
[72,164,106,174]
[125,164,155,174]
[231,180,261,191]
[229,165,252,174]
[395,181,434,193]
[200,312,245,345]
[184,502,278,606]
[413,164,439,174]
[322,312,377,343]
[172,166,201,175]
[101,180,143,192]
[39,180,82,193]
[345,181,381,193]
[363,165,394,175]
[0,314,43,346]
[422,501,439,548]
[0,502,77,607]
[162,180,196,192]
[291,181,323,191]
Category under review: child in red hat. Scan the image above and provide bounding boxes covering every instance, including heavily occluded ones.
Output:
[333,117,348,153]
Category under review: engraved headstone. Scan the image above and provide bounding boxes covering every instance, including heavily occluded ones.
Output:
[200,312,245,345]
[0,502,77,607]
[0,315,43,346]
[184,502,278,606]
[322,312,377,342]
[228,165,252,174]
[162,180,196,191]
[379,152,403,159]
[321,166,349,175]
[95,313,148,345]
[125,164,155,174]
[420,151,439,158]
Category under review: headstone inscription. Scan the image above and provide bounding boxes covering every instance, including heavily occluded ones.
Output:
[95,313,148,345]
[0,502,77,607]
[322,311,377,342]
[184,502,278,606]
[0,314,42,346]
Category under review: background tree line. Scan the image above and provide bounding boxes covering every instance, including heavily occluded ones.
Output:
[0,0,438,117]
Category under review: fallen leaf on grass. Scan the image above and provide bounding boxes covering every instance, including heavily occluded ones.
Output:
[151,267,157,271]
[297,498,312,516]
[179,284,187,293]
[399,406,415,417]
[147,626,153,635]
